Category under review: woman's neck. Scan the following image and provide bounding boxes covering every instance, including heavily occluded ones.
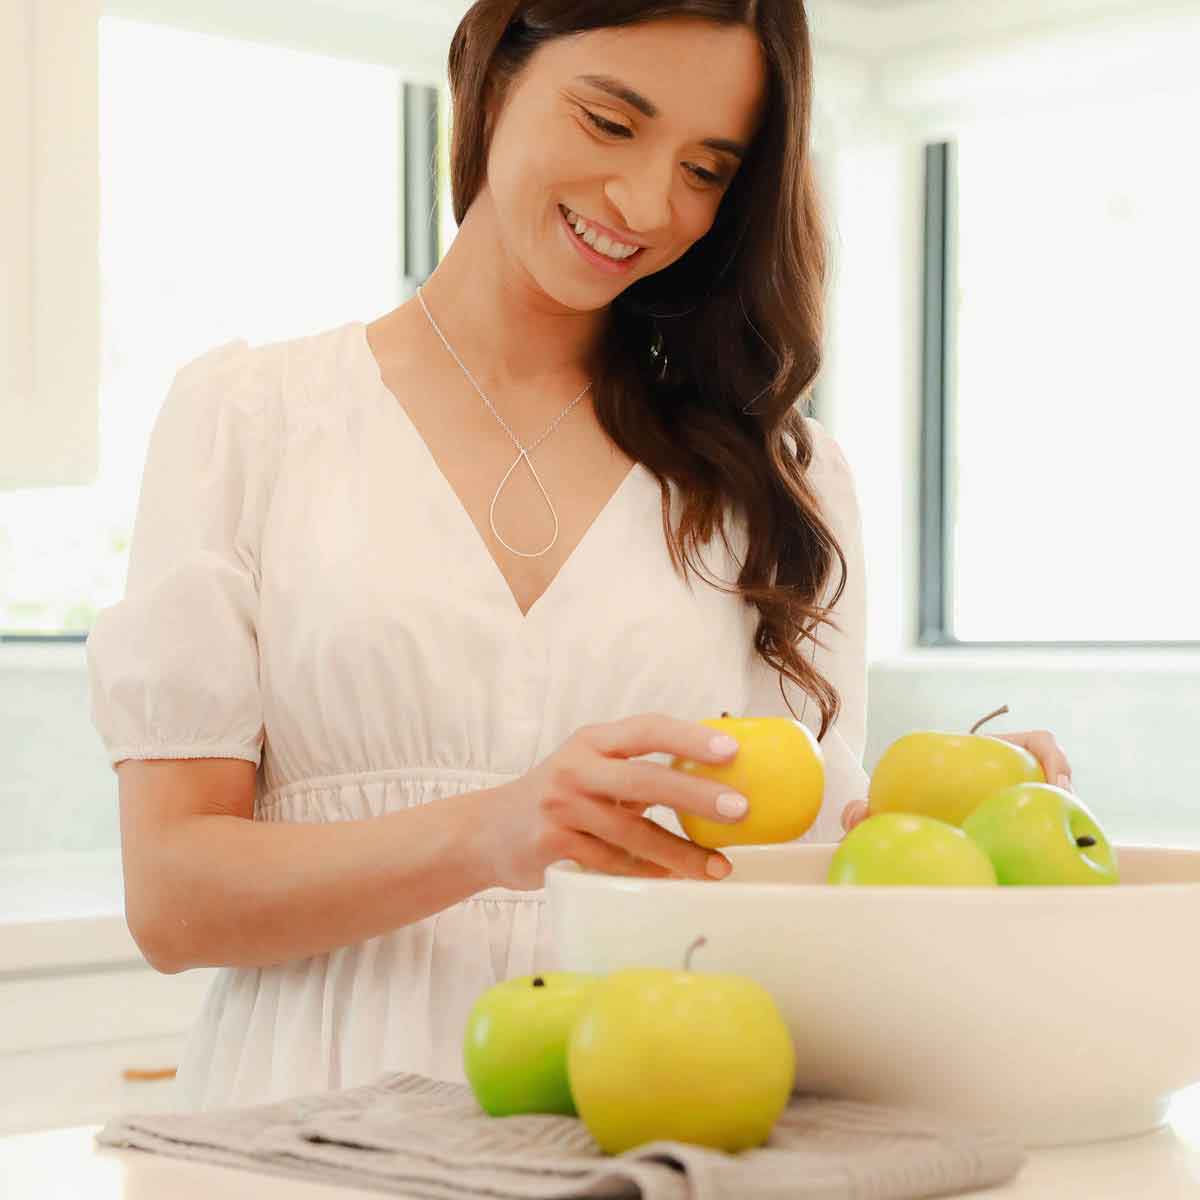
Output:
[415,189,609,395]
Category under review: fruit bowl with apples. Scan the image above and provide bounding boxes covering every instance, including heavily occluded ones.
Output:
[540,707,1200,1150]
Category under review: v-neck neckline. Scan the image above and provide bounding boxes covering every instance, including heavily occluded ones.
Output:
[352,320,646,627]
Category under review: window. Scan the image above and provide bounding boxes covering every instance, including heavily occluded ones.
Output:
[0,12,451,899]
[0,12,452,645]
[921,89,1200,646]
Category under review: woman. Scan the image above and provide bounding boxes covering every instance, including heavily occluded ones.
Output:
[87,0,1073,1112]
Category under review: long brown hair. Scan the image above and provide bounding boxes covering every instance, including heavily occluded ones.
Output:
[447,0,848,742]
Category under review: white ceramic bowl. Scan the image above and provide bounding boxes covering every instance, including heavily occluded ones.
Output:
[544,843,1200,1148]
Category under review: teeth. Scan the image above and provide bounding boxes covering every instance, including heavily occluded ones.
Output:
[563,207,640,261]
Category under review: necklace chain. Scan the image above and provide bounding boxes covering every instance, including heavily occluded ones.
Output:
[416,284,592,559]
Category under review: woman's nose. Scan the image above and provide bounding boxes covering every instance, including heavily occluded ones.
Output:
[603,166,672,241]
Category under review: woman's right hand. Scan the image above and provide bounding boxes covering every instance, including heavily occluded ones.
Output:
[476,713,751,891]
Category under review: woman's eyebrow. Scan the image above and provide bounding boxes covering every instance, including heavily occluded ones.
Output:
[573,73,747,159]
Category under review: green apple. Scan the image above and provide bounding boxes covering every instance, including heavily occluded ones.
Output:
[567,936,795,1154]
[828,812,999,886]
[463,972,603,1116]
[869,705,1044,827]
[962,782,1120,886]
[670,712,824,847]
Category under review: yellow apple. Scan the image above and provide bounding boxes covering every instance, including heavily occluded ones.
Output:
[869,705,1044,827]
[567,936,795,1154]
[670,713,823,848]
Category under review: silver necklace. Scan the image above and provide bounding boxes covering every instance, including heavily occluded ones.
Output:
[416,284,592,559]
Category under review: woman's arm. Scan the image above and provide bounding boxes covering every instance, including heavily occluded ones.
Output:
[118,757,497,974]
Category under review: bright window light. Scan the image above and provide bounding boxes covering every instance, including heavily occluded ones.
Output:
[950,88,1199,642]
[1,15,408,636]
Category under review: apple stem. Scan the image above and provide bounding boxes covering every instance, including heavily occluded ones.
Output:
[683,936,707,971]
[1077,836,1097,848]
[721,711,730,718]
[969,705,1010,735]
[532,977,545,987]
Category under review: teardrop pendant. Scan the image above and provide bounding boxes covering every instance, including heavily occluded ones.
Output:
[489,448,559,558]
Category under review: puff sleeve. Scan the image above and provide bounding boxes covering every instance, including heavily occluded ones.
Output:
[745,416,870,843]
[86,338,278,772]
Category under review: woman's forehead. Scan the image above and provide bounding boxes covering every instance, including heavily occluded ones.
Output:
[540,20,768,135]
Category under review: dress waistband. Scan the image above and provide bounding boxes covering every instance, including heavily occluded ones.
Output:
[261,763,519,806]
[468,885,547,904]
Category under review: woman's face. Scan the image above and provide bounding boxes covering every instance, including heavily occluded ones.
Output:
[483,15,767,308]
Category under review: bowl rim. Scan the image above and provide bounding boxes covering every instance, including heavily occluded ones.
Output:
[543,842,1200,899]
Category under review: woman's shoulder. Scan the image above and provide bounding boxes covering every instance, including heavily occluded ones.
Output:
[801,415,852,472]
[178,318,353,376]
[169,320,357,424]
[786,415,862,531]
[169,330,279,405]
[777,413,851,477]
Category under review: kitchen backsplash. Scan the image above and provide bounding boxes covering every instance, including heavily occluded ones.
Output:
[2,644,119,855]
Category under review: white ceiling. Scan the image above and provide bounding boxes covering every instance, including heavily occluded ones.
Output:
[356,0,1198,70]
[810,0,1184,58]
[422,0,1174,58]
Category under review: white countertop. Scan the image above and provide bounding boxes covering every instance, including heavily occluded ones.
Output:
[2,1085,1199,1199]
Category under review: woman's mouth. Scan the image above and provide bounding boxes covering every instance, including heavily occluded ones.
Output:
[558,204,645,274]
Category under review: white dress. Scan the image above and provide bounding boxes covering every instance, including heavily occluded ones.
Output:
[86,320,869,1113]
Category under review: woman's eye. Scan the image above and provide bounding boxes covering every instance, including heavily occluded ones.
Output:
[581,108,727,187]
[582,108,631,138]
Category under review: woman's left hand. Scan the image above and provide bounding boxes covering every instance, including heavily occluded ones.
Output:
[990,729,1074,794]
[839,729,1074,839]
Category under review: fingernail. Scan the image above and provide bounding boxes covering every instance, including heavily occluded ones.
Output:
[709,735,739,757]
[707,856,731,879]
[1057,773,1073,792]
[717,792,749,819]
